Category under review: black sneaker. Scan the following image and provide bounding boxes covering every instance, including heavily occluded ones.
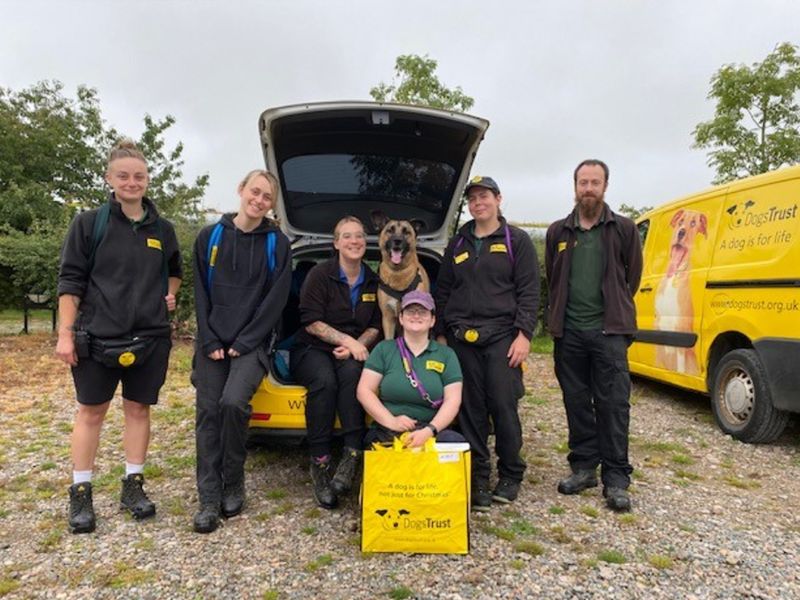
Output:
[603,487,632,512]
[68,482,96,534]
[471,487,492,512]
[331,447,362,496]
[492,479,521,504]
[557,469,598,495]
[310,457,337,510]
[120,473,156,519]
[222,479,245,518]
[193,502,221,533]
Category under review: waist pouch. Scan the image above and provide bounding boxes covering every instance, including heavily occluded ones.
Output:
[90,336,158,369]
[451,324,509,347]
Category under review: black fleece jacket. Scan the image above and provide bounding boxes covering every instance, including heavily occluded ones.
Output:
[545,203,642,338]
[434,217,540,340]
[295,257,382,353]
[193,214,292,356]
[57,196,182,339]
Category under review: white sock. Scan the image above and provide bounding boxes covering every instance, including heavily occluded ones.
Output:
[126,462,144,476]
[73,470,92,485]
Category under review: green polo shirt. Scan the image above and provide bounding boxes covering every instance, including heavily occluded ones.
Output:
[565,216,604,330]
[363,339,463,422]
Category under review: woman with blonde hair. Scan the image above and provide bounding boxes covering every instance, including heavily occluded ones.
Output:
[57,138,182,533]
[192,169,291,533]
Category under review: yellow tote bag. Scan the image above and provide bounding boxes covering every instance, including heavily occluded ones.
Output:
[361,437,471,554]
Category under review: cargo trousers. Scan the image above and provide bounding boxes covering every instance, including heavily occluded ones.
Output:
[554,329,633,489]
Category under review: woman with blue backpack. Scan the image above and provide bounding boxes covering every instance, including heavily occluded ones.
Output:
[191,169,291,533]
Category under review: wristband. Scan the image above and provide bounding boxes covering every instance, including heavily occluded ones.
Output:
[426,423,439,436]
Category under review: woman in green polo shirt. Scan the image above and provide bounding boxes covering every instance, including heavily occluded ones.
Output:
[357,290,464,447]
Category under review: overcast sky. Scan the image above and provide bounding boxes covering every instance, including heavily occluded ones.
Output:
[3,0,797,222]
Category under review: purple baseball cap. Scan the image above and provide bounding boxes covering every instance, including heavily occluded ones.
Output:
[401,290,435,311]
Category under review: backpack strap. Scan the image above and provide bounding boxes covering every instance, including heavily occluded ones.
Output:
[87,203,111,273]
[452,222,515,265]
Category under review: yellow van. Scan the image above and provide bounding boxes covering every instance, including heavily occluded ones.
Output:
[630,165,800,443]
[246,101,490,441]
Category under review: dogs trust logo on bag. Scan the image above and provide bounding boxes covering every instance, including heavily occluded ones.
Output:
[374,508,454,533]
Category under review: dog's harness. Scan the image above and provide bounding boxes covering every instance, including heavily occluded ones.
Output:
[378,270,423,301]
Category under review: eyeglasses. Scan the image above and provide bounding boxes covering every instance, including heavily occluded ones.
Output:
[402,306,432,316]
[338,232,366,241]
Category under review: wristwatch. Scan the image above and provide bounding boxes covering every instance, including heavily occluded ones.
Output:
[426,423,439,436]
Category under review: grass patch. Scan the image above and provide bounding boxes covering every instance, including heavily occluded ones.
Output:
[597,549,627,564]
[723,475,760,490]
[0,577,20,595]
[581,558,598,568]
[529,335,553,354]
[164,454,195,472]
[265,488,287,500]
[301,526,317,535]
[514,541,545,556]
[549,526,572,544]
[637,440,689,454]
[553,441,569,454]
[38,527,64,552]
[163,497,188,517]
[617,514,638,526]
[549,505,565,515]
[580,505,599,518]
[509,519,539,537]
[39,461,57,471]
[678,522,696,533]
[648,554,674,569]
[671,453,695,465]
[674,469,702,481]
[525,396,549,406]
[509,559,525,570]
[388,586,414,600]
[134,537,156,551]
[272,500,293,515]
[304,507,321,519]
[96,562,154,589]
[262,591,280,600]
[484,525,515,541]
[303,554,333,572]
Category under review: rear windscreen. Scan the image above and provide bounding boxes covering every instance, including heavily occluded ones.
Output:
[281,153,457,235]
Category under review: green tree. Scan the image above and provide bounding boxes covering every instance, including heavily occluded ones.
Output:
[617,203,653,220]
[0,81,207,318]
[370,54,475,112]
[693,42,800,184]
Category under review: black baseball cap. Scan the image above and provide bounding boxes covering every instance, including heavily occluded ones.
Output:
[464,175,500,196]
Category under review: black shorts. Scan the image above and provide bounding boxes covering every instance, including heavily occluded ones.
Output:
[71,337,172,406]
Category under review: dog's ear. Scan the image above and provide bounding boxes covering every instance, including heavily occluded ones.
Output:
[375,509,387,517]
[698,214,708,236]
[409,219,426,235]
[370,210,390,234]
[399,509,410,515]
[670,209,684,228]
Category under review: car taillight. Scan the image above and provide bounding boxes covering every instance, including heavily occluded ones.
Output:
[251,413,271,421]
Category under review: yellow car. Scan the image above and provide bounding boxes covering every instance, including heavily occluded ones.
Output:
[630,165,800,442]
[248,101,490,441]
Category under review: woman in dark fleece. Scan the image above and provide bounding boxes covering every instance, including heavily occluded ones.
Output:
[191,169,291,533]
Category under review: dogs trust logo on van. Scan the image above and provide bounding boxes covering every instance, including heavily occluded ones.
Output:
[726,199,798,230]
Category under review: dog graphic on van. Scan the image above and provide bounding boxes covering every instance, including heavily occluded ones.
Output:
[654,208,707,375]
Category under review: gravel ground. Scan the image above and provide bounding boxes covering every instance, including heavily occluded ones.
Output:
[2,334,800,599]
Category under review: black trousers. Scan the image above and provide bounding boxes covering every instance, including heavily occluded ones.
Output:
[448,332,526,487]
[290,345,365,456]
[554,329,633,489]
[193,346,267,504]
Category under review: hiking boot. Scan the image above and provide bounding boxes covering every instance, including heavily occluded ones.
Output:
[331,447,362,496]
[471,487,492,512]
[193,502,221,534]
[557,469,598,495]
[68,482,96,534]
[310,457,338,510]
[222,479,245,518]
[492,478,521,504]
[120,473,156,519]
[604,487,632,512]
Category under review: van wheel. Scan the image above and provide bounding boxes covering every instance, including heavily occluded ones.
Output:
[711,349,788,443]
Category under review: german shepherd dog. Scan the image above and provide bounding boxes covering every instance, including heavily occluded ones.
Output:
[371,211,430,339]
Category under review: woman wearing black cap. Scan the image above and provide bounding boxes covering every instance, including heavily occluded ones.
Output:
[434,176,540,511]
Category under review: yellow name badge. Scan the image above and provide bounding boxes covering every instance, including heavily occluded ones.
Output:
[454,252,469,264]
[490,243,508,253]
[426,360,445,373]
[361,293,376,302]
[557,241,567,253]
[147,238,163,251]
